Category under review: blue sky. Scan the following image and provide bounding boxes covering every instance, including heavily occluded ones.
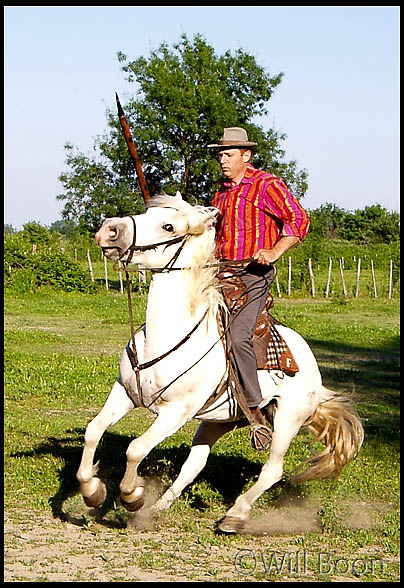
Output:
[4,6,399,230]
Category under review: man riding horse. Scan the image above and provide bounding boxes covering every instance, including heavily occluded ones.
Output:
[208,127,310,450]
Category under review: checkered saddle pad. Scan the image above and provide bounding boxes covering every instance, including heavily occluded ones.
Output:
[255,313,299,375]
[217,265,299,376]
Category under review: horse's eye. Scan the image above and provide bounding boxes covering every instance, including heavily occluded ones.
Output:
[163,224,174,233]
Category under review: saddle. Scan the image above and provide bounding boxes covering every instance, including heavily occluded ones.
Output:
[217,266,299,376]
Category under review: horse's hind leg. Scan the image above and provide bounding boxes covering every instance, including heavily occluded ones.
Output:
[77,380,134,508]
[218,408,304,533]
[153,420,240,512]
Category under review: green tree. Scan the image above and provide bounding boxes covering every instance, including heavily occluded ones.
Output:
[307,203,347,239]
[339,205,400,243]
[49,218,79,238]
[4,224,16,235]
[21,221,51,246]
[57,34,308,233]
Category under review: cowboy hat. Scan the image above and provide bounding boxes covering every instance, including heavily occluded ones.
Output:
[207,127,258,149]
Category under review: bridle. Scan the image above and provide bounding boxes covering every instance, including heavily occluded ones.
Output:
[101,215,188,268]
[103,214,257,413]
[106,214,210,408]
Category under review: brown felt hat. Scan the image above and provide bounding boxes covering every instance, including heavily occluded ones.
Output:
[207,127,258,149]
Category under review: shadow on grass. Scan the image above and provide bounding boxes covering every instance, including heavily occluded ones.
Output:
[306,335,400,444]
[10,428,264,528]
[8,332,400,529]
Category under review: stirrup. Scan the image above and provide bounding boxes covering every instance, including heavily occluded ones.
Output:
[249,422,272,451]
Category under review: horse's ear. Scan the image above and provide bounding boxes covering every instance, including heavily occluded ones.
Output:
[187,207,219,235]
[174,191,183,200]
[205,207,219,229]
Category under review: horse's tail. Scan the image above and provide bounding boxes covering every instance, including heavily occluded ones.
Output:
[291,387,364,484]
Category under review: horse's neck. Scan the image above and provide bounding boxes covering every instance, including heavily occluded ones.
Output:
[144,271,207,357]
[143,231,219,359]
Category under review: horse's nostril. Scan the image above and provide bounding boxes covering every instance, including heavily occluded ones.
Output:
[109,228,118,239]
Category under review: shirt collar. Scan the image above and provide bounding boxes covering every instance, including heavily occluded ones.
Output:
[221,163,256,188]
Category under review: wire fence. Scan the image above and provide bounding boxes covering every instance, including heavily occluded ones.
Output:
[85,249,399,300]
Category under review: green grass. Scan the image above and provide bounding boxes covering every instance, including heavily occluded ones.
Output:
[4,288,400,581]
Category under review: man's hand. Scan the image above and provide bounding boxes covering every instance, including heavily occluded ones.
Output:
[254,236,300,265]
[254,249,279,265]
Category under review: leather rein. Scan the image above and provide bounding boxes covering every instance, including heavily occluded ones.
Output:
[112,216,242,409]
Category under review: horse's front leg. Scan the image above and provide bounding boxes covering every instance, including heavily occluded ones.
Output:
[119,402,192,511]
[153,420,243,512]
[77,380,134,508]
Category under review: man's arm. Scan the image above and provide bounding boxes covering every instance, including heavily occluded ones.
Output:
[254,236,300,265]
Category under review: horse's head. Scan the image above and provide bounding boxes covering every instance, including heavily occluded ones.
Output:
[96,192,219,267]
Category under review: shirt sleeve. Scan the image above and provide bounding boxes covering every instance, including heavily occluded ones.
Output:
[211,191,219,207]
[263,178,310,240]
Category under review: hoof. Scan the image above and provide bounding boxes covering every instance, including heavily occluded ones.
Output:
[120,488,145,512]
[121,495,145,512]
[216,515,246,534]
[83,481,107,508]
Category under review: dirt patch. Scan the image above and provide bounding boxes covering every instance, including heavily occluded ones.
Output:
[4,510,237,582]
[5,497,397,582]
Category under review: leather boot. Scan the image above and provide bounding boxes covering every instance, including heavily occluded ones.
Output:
[261,402,276,427]
[249,407,272,451]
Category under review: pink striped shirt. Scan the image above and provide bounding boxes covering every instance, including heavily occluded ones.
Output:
[211,164,310,261]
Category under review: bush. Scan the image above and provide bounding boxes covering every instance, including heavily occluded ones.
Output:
[4,235,97,294]
[33,252,97,292]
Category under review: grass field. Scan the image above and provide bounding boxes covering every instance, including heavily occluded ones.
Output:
[4,288,400,582]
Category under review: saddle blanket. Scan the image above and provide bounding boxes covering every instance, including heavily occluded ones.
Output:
[257,314,299,375]
[216,265,299,377]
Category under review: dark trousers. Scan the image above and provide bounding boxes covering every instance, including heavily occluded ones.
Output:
[229,262,275,407]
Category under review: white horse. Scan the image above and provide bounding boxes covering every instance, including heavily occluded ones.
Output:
[76,192,364,533]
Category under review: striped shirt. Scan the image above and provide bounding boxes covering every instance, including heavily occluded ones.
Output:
[211,164,310,261]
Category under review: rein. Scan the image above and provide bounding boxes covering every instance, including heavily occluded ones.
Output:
[117,216,257,410]
[119,219,210,406]
[126,307,209,375]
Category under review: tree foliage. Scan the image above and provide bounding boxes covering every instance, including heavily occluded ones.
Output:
[57,34,308,233]
[308,203,400,244]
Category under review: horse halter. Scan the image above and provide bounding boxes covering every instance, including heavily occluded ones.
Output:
[102,215,188,268]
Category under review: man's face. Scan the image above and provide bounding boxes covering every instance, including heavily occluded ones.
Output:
[217,148,251,182]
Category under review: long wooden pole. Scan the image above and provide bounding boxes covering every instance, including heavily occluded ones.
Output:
[116,93,151,206]
[339,258,348,297]
[87,250,94,283]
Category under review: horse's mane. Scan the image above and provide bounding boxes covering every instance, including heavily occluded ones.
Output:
[147,194,225,318]
[147,193,192,212]
[183,229,223,318]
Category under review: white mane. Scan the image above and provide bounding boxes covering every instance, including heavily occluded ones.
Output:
[147,193,194,213]
[148,194,224,318]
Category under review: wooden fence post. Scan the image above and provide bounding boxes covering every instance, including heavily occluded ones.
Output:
[275,273,282,298]
[104,256,109,291]
[325,257,332,298]
[388,259,393,299]
[371,260,377,298]
[118,261,124,295]
[87,249,94,282]
[138,267,147,293]
[308,258,315,297]
[339,258,348,297]
[355,258,361,298]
